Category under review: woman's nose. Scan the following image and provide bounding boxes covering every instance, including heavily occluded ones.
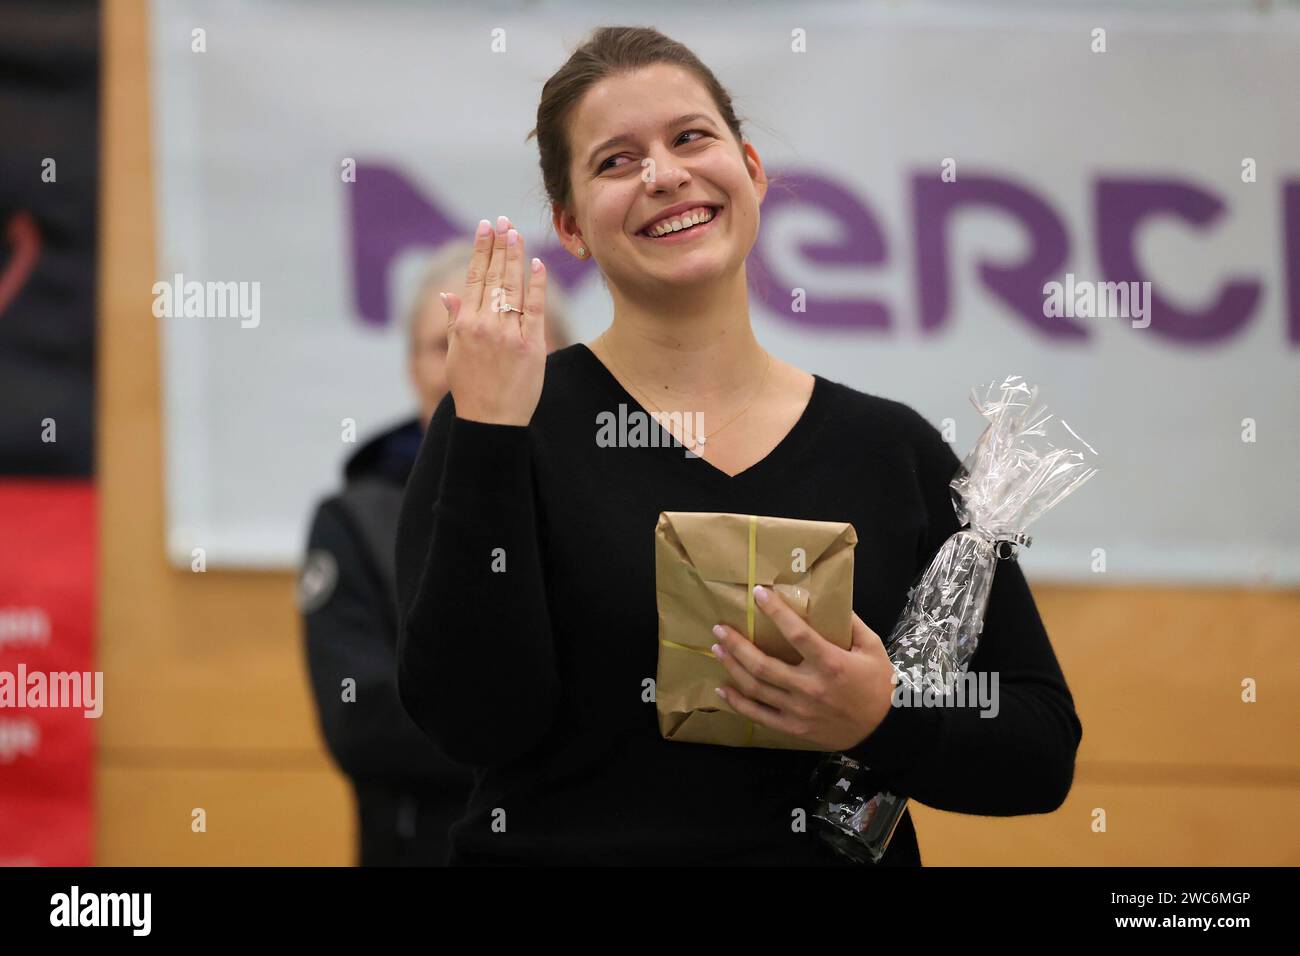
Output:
[642,153,690,193]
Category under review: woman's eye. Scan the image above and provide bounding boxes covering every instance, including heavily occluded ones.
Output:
[598,130,711,172]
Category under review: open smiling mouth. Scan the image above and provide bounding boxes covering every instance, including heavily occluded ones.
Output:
[636,205,723,242]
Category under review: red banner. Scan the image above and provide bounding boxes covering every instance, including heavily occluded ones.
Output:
[0,481,97,865]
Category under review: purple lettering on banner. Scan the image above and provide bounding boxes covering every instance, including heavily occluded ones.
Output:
[1285,181,1300,346]
[347,163,589,326]
[748,170,890,329]
[1096,178,1261,344]
[347,164,1292,345]
[913,173,1077,340]
[349,164,456,326]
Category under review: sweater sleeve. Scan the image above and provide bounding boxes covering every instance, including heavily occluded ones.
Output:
[394,392,562,768]
[842,408,1084,815]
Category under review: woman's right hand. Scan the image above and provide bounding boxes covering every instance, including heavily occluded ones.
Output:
[440,215,549,426]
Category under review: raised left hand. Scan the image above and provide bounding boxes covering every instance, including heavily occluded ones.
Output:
[711,584,896,752]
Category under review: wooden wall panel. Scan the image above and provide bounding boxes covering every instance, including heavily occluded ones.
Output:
[913,780,1300,866]
[98,767,353,866]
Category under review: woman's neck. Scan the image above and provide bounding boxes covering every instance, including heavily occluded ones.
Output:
[599,268,768,405]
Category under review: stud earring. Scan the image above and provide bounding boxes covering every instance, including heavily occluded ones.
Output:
[577,246,587,258]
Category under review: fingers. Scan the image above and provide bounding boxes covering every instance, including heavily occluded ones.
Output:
[440,291,462,331]
[482,215,511,313]
[463,219,495,314]
[850,612,885,654]
[501,226,525,324]
[712,623,809,698]
[715,684,807,739]
[712,630,796,711]
[523,255,547,346]
[751,585,835,667]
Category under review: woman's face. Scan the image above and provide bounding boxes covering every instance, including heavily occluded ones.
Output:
[558,63,767,295]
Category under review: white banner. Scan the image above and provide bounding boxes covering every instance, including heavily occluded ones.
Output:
[150,0,1300,585]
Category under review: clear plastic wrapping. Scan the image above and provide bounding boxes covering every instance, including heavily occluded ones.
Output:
[810,374,1099,863]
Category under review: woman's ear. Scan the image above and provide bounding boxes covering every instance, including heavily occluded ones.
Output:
[551,201,586,256]
[742,140,768,205]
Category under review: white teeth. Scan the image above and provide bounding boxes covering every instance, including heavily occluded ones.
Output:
[643,207,715,238]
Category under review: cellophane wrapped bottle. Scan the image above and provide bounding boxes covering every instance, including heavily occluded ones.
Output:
[810,374,1099,863]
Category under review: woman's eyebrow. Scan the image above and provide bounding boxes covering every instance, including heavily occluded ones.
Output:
[585,112,716,167]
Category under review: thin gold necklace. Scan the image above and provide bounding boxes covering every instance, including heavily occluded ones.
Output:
[597,331,771,455]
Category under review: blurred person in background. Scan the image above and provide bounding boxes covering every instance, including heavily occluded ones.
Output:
[299,239,571,865]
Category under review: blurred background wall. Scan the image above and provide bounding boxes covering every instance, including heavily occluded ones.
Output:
[67,0,1300,864]
[99,0,351,865]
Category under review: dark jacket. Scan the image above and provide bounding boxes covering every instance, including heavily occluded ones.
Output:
[301,416,476,865]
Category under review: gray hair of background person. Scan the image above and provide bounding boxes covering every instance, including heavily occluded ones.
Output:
[404,238,574,351]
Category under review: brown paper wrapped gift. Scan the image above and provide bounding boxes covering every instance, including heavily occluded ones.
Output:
[654,511,858,750]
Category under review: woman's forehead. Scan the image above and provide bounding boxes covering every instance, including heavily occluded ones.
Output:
[570,66,717,152]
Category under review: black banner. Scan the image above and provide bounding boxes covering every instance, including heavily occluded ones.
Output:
[0,0,99,476]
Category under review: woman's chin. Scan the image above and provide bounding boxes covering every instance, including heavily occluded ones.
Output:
[635,248,733,286]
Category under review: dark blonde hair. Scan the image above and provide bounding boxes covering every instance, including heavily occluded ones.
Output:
[526,26,748,213]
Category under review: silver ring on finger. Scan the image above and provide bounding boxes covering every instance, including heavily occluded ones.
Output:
[498,304,524,315]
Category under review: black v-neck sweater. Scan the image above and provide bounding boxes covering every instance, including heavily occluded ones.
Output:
[394,343,1082,866]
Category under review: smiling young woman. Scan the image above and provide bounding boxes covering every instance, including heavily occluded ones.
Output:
[394,25,1082,866]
